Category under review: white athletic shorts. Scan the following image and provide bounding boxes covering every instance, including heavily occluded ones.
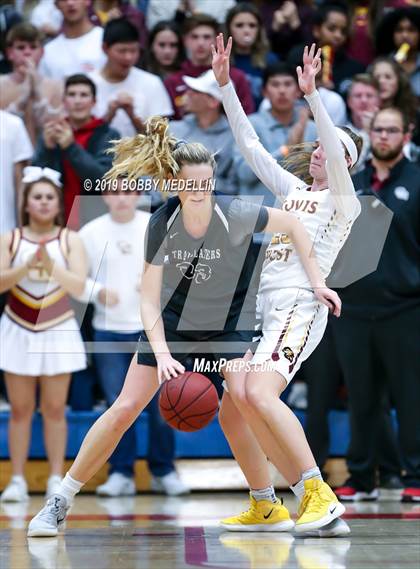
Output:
[250,288,329,384]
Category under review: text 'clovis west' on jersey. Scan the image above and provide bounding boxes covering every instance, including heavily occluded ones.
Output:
[144,194,268,332]
[261,186,355,292]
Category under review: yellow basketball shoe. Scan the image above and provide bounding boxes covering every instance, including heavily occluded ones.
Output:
[295,479,345,533]
[220,495,295,532]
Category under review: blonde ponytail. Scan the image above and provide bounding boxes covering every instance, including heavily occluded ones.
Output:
[106,116,216,185]
[281,142,317,185]
[281,127,363,183]
[106,116,179,183]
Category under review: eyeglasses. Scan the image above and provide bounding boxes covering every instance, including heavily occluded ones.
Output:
[371,127,403,135]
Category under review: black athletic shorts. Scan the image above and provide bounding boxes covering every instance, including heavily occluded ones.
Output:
[138,307,259,366]
[137,327,258,366]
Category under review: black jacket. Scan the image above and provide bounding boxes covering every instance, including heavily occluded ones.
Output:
[33,122,119,190]
[339,158,420,319]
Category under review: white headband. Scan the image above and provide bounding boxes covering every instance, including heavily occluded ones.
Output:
[335,128,358,167]
[22,166,62,188]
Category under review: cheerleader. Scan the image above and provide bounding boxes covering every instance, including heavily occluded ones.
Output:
[212,37,363,534]
[0,167,87,502]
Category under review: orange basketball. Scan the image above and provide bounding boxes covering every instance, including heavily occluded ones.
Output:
[159,372,219,432]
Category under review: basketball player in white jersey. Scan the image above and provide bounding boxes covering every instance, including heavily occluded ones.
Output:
[212,37,363,534]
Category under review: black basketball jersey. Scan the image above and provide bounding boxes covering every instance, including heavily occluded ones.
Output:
[145,193,268,331]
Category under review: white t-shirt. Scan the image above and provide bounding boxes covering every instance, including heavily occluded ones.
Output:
[90,67,173,137]
[79,210,151,332]
[0,111,33,234]
[39,27,107,80]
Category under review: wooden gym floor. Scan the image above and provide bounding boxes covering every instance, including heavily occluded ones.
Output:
[1,492,419,569]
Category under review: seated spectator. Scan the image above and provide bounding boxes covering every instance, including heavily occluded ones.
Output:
[375,6,420,97]
[78,186,189,497]
[0,24,63,145]
[33,74,118,228]
[169,70,237,194]
[89,0,148,50]
[287,1,365,95]
[164,14,254,119]
[234,62,317,204]
[226,2,278,108]
[0,110,33,234]
[370,56,420,152]
[144,20,185,80]
[346,73,381,171]
[0,167,87,503]
[90,18,173,138]
[259,0,315,60]
[39,0,106,80]
[146,0,236,30]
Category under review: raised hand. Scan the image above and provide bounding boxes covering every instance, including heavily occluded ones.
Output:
[296,44,322,96]
[211,33,232,87]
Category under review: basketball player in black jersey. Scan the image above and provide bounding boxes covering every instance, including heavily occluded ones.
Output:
[28,116,340,537]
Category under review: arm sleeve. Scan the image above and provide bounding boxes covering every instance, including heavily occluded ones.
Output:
[144,211,167,265]
[63,127,117,182]
[228,198,269,245]
[220,81,301,200]
[304,90,361,220]
[32,137,57,169]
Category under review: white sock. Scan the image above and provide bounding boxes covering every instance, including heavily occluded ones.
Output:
[250,485,277,503]
[48,474,62,482]
[301,467,323,483]
[290,479,305,503]
[11,475,27,487]
[55,473,83,504]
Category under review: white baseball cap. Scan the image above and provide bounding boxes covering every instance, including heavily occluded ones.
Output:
[183,70,223,102]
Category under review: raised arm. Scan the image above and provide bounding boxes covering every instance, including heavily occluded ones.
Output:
[297,44,361,219]
[212,34,301,201]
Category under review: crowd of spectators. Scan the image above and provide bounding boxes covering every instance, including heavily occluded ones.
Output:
[0,0,419,501]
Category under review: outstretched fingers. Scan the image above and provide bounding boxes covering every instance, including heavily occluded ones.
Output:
[217,32,224,54]
[225,35,232,58]
[309,43,316,59]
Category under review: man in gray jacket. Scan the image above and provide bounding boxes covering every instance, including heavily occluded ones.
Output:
[169,70,237,195]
